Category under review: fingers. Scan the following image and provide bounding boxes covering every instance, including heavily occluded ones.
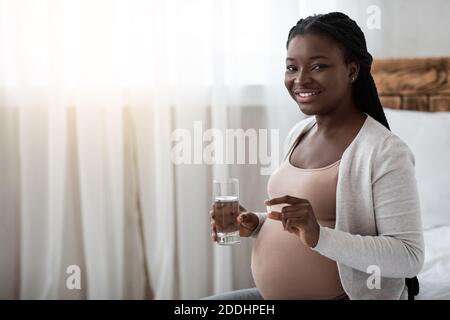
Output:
[265,195,305,206]
[239,216,255,232]
[283,210,306,229]
[281,204,307,213]
[280,208,304,229]
[211,201,240,240]
[268,206,306,232]
[212,202,223,213]
[267,211,282,220]
[210,205,218,241]
[285,218,291,232]
[238,213,254,230]
[210,219,218,242]
[268,205,305,218]
[285,218,302,233]
[237,212,247,224]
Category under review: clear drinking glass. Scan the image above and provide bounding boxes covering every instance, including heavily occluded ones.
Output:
[213,178,241,245]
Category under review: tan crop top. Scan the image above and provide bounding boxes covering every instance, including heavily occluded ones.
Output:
[250,138,346,299]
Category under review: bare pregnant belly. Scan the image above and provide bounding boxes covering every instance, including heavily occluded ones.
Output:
[251,219,345,300]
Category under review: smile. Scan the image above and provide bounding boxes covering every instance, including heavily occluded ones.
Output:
[294,90,322,97]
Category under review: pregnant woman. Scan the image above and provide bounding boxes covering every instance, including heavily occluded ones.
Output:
[203,12,424,300]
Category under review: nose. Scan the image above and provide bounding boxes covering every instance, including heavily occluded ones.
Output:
[294,68,312,85]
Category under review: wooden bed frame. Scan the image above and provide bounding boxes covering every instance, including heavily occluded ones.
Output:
[372,57,450,112]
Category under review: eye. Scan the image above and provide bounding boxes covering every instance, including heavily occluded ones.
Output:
[311,64,328,71]
[286,65,297,73]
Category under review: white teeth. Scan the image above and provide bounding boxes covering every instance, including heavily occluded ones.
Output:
[296,91,320,97]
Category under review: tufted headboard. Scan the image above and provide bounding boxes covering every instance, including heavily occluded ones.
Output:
[372,57,450,112]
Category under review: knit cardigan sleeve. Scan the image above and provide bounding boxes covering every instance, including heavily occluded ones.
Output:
[312,135,425,278]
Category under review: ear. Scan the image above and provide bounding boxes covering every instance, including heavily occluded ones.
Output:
[348,61,360,83]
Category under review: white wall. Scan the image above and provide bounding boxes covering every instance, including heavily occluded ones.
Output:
[370,0,450,58]
[305,0,450,58]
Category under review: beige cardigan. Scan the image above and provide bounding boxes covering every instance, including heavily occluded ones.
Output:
[251,113,424,300]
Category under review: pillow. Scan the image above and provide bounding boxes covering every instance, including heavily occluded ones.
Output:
[383,108,450,230]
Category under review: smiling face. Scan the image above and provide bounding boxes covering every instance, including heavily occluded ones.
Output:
[285,33,359,116]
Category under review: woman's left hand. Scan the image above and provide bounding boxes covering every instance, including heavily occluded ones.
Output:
[265,195,320,248]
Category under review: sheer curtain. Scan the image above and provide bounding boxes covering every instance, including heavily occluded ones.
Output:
[0,0,366,299]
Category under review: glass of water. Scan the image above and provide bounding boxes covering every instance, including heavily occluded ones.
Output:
[213,178,241,245]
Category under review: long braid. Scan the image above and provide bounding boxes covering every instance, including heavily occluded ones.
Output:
[286,12,390,131]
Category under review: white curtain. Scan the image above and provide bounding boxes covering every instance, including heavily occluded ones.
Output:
[0,0,377,299]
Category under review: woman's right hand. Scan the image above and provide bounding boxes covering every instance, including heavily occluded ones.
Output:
[210,203,259,242]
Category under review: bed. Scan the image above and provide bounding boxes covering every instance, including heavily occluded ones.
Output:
[372,57,450,300]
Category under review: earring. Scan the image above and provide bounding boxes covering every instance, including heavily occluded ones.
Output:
[351,76,356,82]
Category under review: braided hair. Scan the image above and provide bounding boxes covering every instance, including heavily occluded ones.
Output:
[286,12,390,131]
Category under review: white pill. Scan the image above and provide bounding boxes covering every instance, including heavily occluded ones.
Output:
[266,205,271,213]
